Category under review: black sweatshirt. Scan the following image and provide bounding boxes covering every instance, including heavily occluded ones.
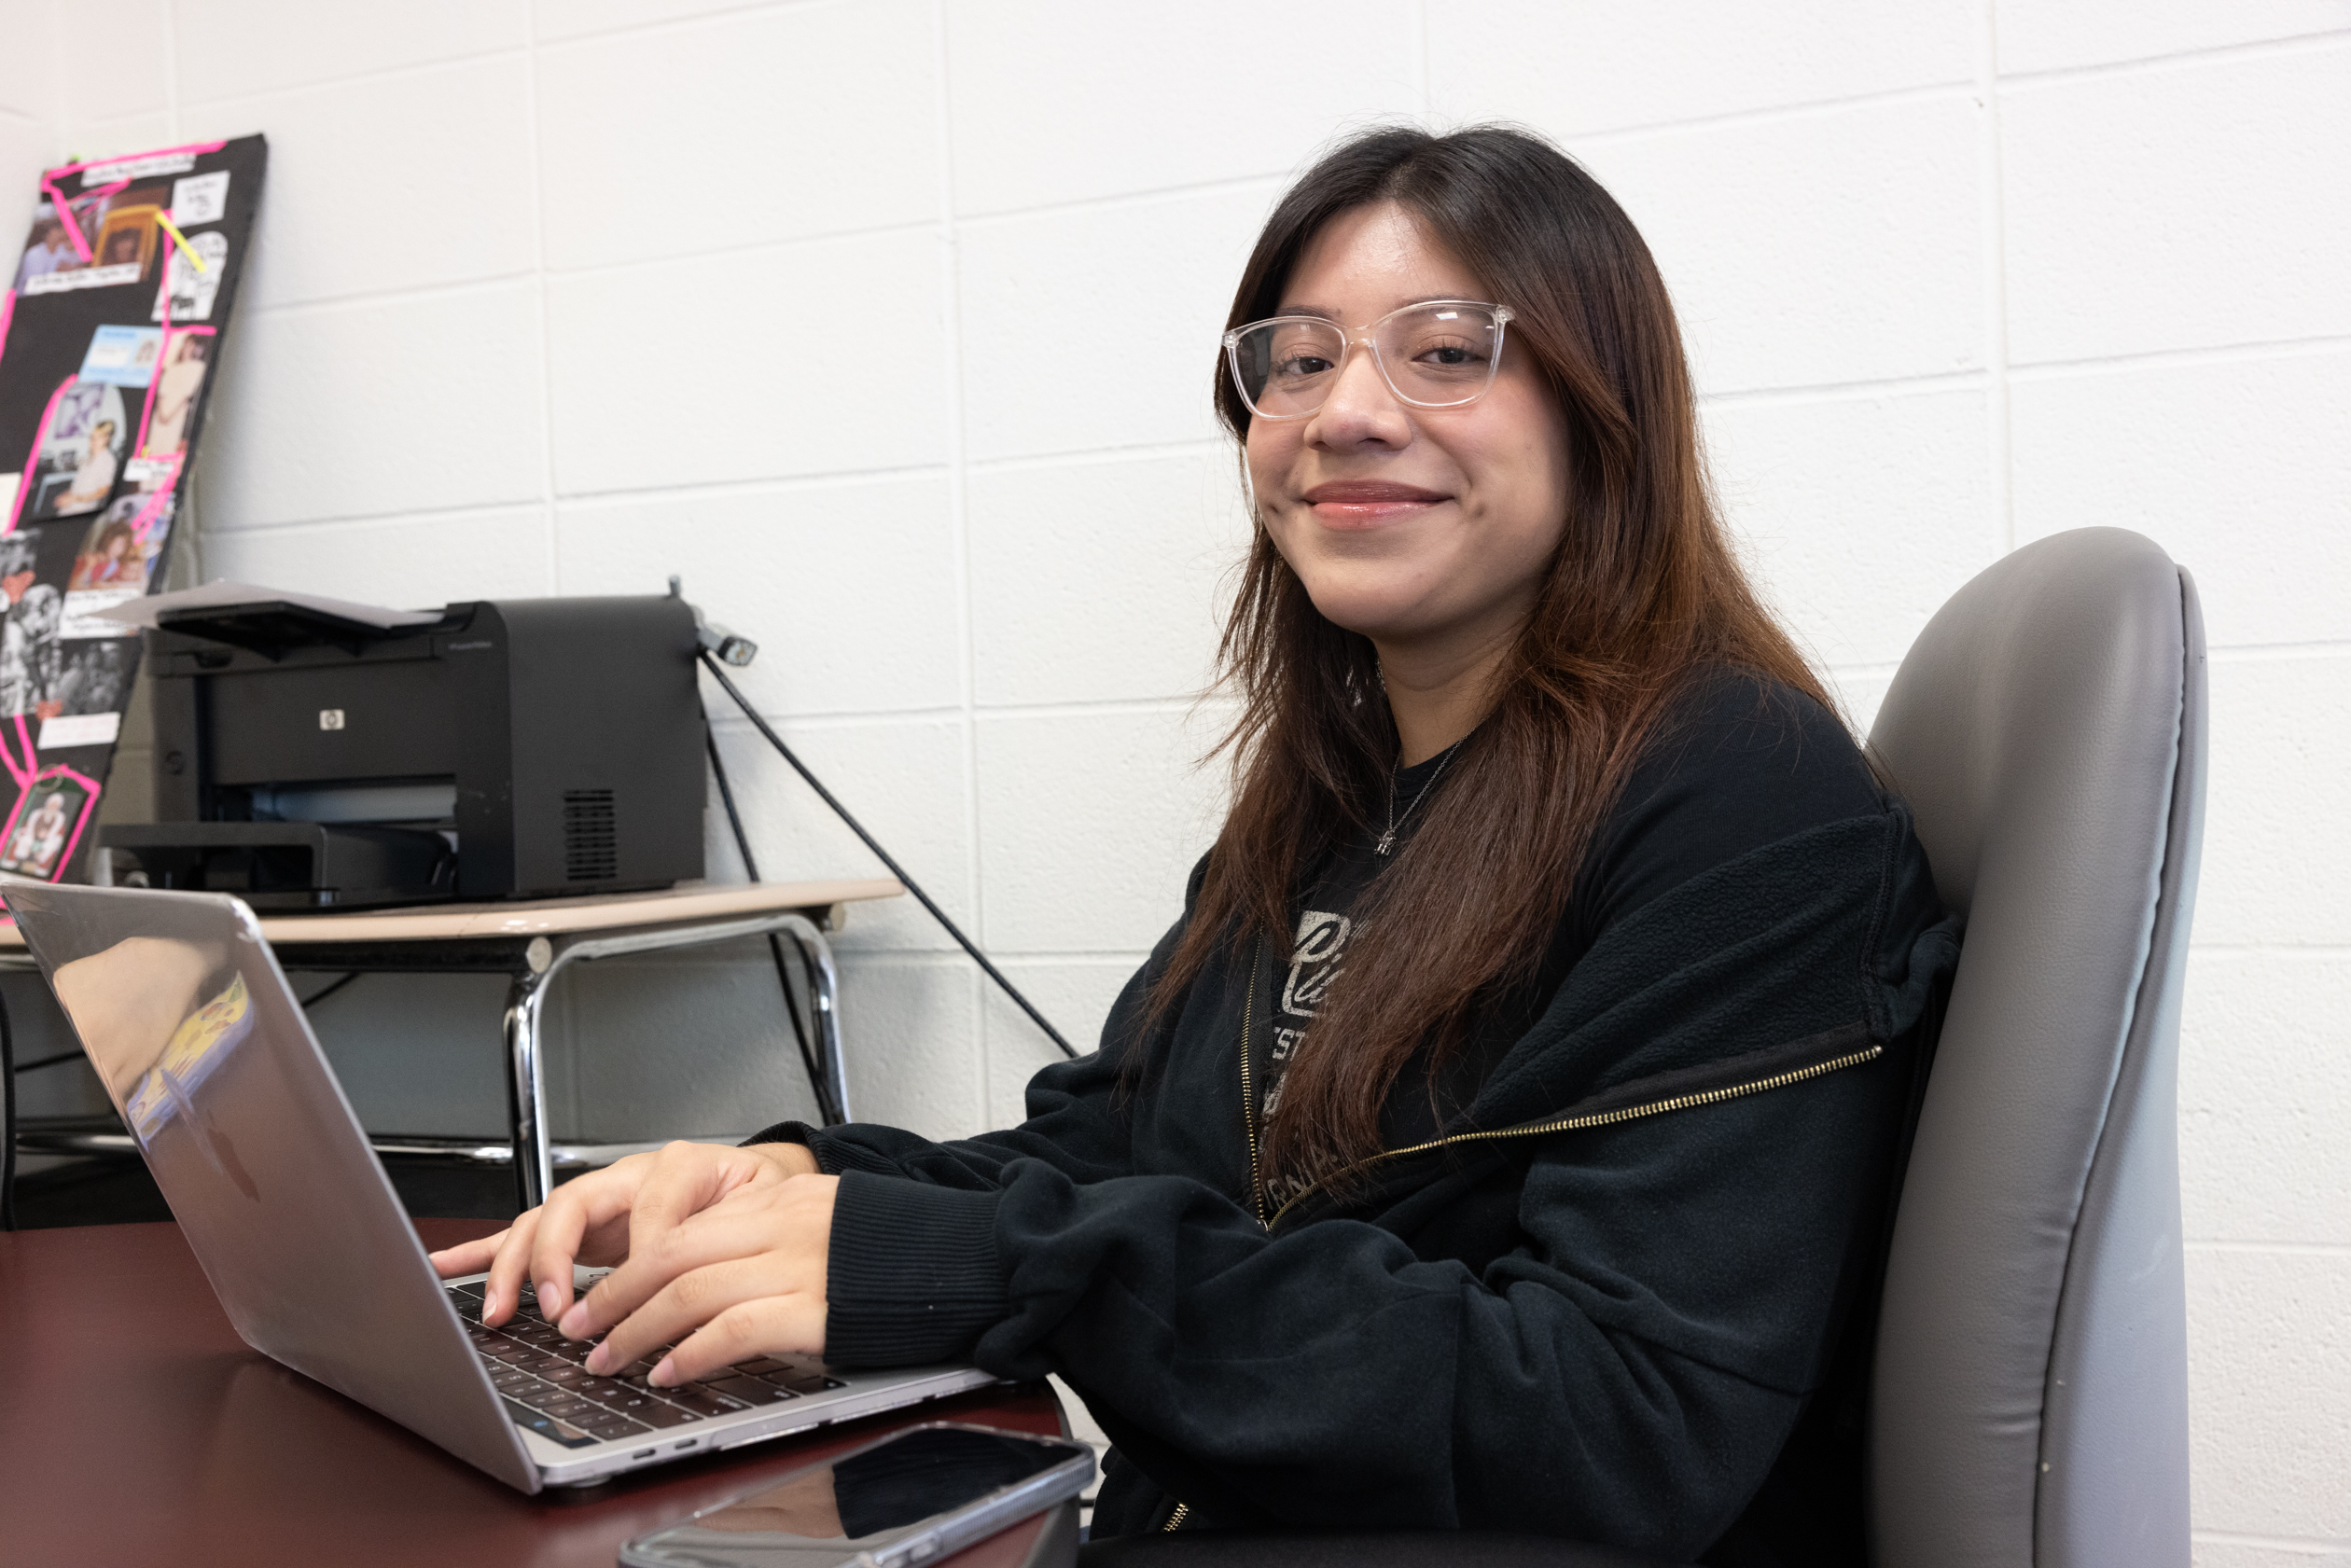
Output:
[751,672,1961,1564]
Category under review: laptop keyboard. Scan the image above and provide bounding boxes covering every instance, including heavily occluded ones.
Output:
[446,1281,844,1447]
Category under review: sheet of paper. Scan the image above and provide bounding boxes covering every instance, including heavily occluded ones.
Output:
[93,578,442,631]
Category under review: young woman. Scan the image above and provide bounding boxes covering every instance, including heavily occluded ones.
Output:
[435,126,1958,1563]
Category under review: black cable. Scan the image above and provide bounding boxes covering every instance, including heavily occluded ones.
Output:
[10,1048,84,1074]
[707,716,833,1123]
[2,983,16,1230]
[698,650,1079,1061]
[299,972,360,1009]
[704,709,841,1125]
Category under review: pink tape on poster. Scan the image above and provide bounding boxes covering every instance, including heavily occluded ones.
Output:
[44,141,228,180]
[0,286,14,371]
[36,175,129,264]
[3,377,76,538]
[37,176,91,263]
[0,714,34,786]
[135,273,174,448]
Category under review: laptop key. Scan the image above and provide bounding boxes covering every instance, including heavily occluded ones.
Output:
[758,1370,845,1395]
[661,1388,749,1418]
[706,1375,796,1406]
[633,1400,703,1429]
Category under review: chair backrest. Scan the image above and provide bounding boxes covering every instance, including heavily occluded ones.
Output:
[1865,528,2204,1568]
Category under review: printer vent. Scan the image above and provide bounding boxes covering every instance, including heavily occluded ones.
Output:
[562,789,619,882]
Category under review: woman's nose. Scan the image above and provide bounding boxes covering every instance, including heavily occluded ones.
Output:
[1306,343,1410,449]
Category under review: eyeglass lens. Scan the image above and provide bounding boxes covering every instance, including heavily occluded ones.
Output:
[1229,303,1503,418]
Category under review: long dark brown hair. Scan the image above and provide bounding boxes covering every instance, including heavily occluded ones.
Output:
[1154,125,1829,1194]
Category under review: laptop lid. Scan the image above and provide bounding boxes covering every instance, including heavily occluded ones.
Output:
[4,881,541,1492]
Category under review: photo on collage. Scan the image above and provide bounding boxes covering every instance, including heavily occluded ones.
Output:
[78,324,162,388]
[0,771,92,880]
[62,493,170,639]
[10,200,77,290]
[52,639,132,716]
[0,578,65,717]
[154,230,230,321]
[0,520,78,721]
[25,378,129,521]
[0,532,38,602]
[144,333,214,456]
[68,498,162,591]
[93,204,160,272]
[10,184,170,296]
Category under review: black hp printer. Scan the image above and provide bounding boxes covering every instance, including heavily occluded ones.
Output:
[100,595,709,909]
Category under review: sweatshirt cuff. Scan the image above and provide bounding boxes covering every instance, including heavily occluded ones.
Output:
[824,1169,1009,1367]
[741,1122,914,1180]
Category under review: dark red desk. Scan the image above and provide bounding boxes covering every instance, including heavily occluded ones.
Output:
[0,1218,1074,1566]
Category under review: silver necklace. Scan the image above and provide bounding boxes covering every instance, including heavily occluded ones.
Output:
[1378,740,1464,855]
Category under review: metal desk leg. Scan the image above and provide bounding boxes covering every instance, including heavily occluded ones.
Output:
[503,937,559,1212]
[497,912,850,1214]
[773,913,851,1125]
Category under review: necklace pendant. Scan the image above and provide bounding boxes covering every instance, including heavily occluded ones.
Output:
[1374,830,1395,856]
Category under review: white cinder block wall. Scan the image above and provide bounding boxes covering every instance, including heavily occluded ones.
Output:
[4,3,2345,1558]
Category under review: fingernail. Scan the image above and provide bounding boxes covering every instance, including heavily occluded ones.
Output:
[481,1285,499,1318]
[536,1283,560,1320]
[558,1303,586,1338]
[651,1355,675,1386]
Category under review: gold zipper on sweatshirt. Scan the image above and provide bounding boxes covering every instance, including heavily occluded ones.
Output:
[1263,1042,1885,1231]
[1237,947,1267,1228]
[1162,1502,1190,1533]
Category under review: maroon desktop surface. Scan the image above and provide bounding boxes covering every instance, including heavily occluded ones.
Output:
[0,1217,1070,1567]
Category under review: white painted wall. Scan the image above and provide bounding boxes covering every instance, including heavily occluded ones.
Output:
[3,3,2344,1559]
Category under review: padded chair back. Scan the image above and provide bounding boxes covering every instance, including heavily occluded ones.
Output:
[1865,528,2203,1568]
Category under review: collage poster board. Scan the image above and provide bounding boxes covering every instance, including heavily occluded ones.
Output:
[0,135,265,883]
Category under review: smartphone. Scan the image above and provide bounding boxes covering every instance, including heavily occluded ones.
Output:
[619,1422,1096,1568]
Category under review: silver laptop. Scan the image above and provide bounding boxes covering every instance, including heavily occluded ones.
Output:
[4,881,997,1492]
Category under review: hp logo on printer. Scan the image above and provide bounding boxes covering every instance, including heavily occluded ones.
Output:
[319,709,346,730]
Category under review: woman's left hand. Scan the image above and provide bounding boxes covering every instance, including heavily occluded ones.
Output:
[558,1172,841,1386]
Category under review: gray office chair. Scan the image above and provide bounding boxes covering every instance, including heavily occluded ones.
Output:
[1080,526,2204,1568]
[1865,525,2201,1568]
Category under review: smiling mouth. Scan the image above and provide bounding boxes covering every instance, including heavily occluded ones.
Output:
[1300,482,1450,525]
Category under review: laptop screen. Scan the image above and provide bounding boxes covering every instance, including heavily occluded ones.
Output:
[5,882,537,1490]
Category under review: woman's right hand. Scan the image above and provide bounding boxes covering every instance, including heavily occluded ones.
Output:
[427,1139,819,1326]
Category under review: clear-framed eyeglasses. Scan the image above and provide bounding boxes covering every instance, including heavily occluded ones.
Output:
[1222,299,1514,421]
